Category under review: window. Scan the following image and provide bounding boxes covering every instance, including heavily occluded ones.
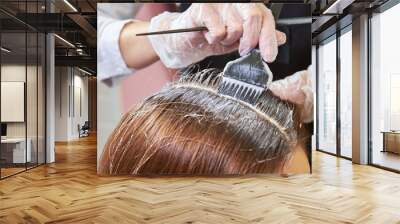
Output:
[370,3,400,171]
[317,37,337,154]
[339,28,352,158]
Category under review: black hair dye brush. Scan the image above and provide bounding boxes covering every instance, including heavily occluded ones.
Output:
[218,49,273,105]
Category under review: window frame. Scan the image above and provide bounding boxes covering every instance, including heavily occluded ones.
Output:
[315,23,353,160]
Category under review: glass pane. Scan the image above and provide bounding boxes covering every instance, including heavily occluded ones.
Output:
[27,31,38,169]
[340,29,352,158]
[26,0,40,169]
[38,32,45,165]
[0,0,46,178]
[317,37,337,154]
[371,4,400,171]
[1,30,27,177]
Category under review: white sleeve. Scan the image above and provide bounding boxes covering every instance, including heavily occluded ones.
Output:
[97,15,136,83]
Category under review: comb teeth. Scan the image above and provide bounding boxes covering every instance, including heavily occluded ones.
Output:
[218,77,264,105]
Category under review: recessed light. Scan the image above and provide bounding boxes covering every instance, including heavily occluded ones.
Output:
[54,34,75,48]
[1,47,11,53]
[63,0,78,12]
[78,67,92,76]
[323,0,354,15]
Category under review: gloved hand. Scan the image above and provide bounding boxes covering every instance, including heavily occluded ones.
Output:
[148,3,286,68]
[269,67,314,123]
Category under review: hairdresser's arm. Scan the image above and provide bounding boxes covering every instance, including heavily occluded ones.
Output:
[98,18,158,84]
[98,15,140,83]
[119,3,286,69]
[147,3,286,68]
[99,3,285,82]
[119,21,159,69]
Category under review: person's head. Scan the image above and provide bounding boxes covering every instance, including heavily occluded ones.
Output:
[99,69,308,175]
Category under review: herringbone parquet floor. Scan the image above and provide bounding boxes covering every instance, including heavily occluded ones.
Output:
[1,135,400,224]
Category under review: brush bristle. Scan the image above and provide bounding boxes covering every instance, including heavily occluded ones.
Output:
[218,77,264,105]
[217,49,273,105]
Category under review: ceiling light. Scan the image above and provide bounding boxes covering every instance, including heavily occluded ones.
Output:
[54,34,75,48]
[1,47,11,53]
[78,67,92,76]
[63,0,78,12]
[76,48,87,56]
[323,0,354,15]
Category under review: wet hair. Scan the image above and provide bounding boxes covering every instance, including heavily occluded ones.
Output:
[99,69,301,175]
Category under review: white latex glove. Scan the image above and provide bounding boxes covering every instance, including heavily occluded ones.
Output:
[148,3,286,68]
[269,68,314,123]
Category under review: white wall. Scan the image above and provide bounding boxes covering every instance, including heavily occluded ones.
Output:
[54,67,89,141]
[55,67,69,141]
